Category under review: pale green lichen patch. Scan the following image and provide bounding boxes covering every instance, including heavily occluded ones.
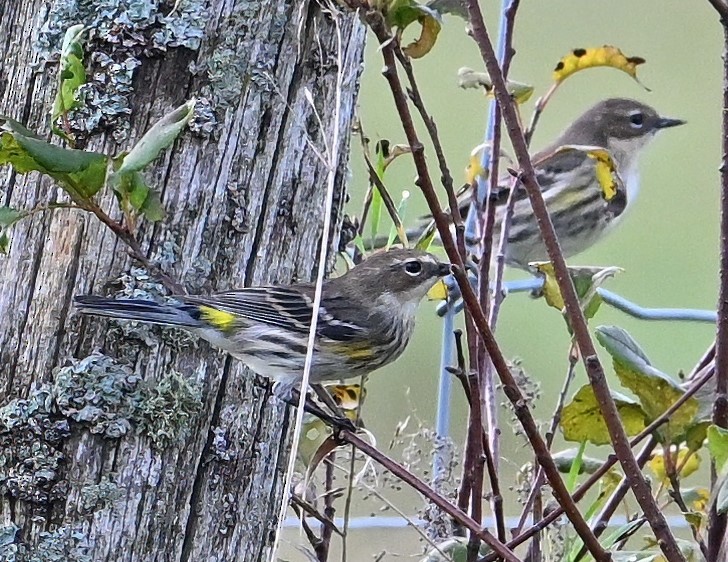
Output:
[132,371,202,450]
[79,477,125,514]
[0,385,70,505]
[4,525,91,562]
[35,0,207,142]
[200,1,285,106]
[53,353,141,438]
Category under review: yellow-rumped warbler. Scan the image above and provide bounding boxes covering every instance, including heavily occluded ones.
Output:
[462,98,684,269]
[74,248,451,393]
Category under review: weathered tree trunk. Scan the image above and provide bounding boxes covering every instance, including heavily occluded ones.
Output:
[0,1,365,560]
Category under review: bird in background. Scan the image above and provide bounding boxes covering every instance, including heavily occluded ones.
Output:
[447,98,685,269]
[75,248,451,398]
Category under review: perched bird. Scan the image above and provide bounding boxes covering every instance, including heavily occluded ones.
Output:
[75,248,451,394]
[460,98,685,269]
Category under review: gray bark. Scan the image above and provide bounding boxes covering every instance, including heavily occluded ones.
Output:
[0,1,365,560]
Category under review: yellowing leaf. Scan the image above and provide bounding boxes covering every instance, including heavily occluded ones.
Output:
[560,384,646,445]
[596,326,699,442]
[403,13,441,59]
[682,487,710,513]
[647,445,701,485]
[457,67,534,104]
[466,143,489,185]
[327,384,366,411]
[530,263,621,320]
[552,45,649,90]
[384,1,442,59]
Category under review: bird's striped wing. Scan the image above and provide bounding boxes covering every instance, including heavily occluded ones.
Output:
[453,149,596,216]
[182,286,365,341]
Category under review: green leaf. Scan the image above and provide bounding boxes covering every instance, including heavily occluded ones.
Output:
[368,141,388,245]
[560,384,646,445]
[115,99,196,175]
[112,170,165,222]
[0,232,9,254]
[352,234,367,256]
[52,24,86,129]
[0,119,107,198]
[386,0,438,28]
[566,440,586,491]
[596,326,698,442]
[708,424,728,475]
[386,190,410,248]
[0,206,23,227]
[414,219,437,251]
[140,188,165,222]
[686,421,709,451]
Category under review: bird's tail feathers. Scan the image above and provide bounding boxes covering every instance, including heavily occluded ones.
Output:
[74,296,201,328]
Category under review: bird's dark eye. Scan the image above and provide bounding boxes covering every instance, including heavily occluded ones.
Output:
[629,112,644,128]
[404,260,423,276]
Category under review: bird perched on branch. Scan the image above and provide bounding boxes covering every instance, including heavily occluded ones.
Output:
[75,248,451,396]
[441,98,685,269]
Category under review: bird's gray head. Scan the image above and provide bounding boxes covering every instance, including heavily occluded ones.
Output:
[342,248,451,309]
[561,98,685,161]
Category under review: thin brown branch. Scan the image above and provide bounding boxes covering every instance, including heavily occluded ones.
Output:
[83,199,185,294]
[290,493,343,537]
[514,347,578,536]
[316,456,337,562]
[711,15,728,561]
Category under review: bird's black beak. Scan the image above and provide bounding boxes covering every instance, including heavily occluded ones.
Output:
[438,263,453,276]
[655,116,686,129]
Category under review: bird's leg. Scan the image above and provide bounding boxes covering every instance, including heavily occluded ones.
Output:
[273,383,356,432]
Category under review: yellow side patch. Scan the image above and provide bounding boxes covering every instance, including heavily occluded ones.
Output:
[331,342,375,360]
[199,305,236,331]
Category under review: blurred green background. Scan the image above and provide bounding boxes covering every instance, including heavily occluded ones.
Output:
[281,1,721,559]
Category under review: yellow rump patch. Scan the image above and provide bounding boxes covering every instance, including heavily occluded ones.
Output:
[199,305,236,331]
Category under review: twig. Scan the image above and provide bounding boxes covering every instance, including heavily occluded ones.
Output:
[335,428,520,562]
[476,5,519,548]
[665,457,709,560]
[360,145,409,247]
[316,457,337,562]
[711,9,728,560]
[464,1,686,560]
[290,493,343,537]
[514,346,578,536]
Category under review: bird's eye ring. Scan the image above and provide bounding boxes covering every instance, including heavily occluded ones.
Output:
[404,260,423,276]
[629,112,644,128]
